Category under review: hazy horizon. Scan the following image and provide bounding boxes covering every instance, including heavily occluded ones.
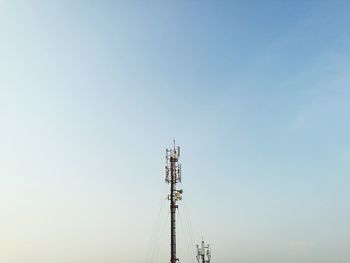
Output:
[1,1,350,262]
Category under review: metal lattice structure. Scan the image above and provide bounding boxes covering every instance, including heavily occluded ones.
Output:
[165,141,183,263]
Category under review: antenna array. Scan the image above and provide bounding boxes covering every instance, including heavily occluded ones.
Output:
[196,240,211,263]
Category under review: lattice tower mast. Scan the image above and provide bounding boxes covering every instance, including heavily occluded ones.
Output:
[165,141,183,263]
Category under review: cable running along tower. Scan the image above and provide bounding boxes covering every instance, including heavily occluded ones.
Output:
[165,141,182,263]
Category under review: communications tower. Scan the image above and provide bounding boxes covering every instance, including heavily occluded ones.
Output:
[196,240,211,263]
[165,141,183,263]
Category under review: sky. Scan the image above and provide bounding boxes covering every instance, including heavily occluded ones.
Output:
[1,1,350,262]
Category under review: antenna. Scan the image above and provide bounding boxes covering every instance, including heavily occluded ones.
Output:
[165,141,183,263]
[196,239,211,263]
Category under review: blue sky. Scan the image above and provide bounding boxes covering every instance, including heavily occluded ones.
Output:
[1,1,350,262]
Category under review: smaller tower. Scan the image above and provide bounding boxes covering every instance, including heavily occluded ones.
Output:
[196,240,211,263]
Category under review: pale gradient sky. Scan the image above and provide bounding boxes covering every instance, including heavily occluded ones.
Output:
[1,1,350,263]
